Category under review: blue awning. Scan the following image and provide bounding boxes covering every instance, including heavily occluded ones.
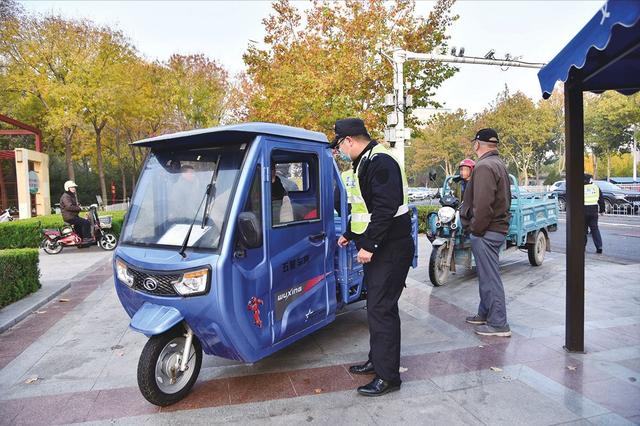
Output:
[538,0,640,99]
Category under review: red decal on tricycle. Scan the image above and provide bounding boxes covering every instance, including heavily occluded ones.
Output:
[247,297,264,328]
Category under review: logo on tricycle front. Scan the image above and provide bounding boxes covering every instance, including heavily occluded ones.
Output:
[143,278,158,291]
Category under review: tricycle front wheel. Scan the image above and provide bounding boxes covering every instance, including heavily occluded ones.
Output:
[137,327,203,406]
[429,245,450,286]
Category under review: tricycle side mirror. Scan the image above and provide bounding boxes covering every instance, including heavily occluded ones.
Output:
[429,170,437,182]
[237,212,262,249]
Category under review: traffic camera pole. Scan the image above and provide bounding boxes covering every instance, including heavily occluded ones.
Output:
[384,48,546,167]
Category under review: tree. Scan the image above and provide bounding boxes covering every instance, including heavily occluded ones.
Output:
[79,25,137,205]
[409,109,472,183]
[165,54,229,131]
[585,92,640,179]
[243,0,457,137]
[478,89,555,185]
[0,15,99,180]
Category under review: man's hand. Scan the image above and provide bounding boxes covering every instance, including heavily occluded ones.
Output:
[357,248,373,264]
[337,235,349,247]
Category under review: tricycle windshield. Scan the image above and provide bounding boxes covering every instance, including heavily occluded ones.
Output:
[121,144,246,250]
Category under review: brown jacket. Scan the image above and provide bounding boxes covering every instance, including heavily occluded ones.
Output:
[60,191,82,222]
[460,151,512,236]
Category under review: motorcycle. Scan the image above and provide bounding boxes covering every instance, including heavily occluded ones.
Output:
[426,192,466,286]
[41,204,118,254]
[0,207,17,223]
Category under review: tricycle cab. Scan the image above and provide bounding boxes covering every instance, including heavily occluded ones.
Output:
[115,123,347,363]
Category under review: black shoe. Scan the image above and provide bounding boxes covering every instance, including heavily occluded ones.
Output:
[465,314,487,325]
[596,248,603,254]
[349,360,375,375]
[357,377,401,397]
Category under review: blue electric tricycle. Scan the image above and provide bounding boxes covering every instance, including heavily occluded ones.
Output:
[113,123,419,406]
[426,174,559,286]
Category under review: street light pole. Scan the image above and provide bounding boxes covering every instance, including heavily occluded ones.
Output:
[384,48,546,167]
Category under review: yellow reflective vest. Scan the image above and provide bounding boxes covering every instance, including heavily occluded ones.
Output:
[584,183,599,206]
[341,144,409,235]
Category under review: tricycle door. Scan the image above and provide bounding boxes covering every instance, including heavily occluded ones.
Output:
[267,141,329,343]
[230,161,273,351]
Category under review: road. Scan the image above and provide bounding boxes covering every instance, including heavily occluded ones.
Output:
[549,213,640,263]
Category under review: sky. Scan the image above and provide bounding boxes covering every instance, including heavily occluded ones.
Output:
[21,0,603,116]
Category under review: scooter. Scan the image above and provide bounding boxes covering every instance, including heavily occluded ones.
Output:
[42,204,118,254]
[426,193,464,286]
[0,207,17,223]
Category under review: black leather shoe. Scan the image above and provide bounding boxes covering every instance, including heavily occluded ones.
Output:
[349,360,375,375]
[357,377,401,397]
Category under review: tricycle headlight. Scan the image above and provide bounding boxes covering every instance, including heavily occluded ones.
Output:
[173,268,209,296]
[116,259,134,287]
[438,206,456,224]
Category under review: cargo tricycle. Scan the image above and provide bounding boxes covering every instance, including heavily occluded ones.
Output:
[426,174,558,286]
[114,123,418,406]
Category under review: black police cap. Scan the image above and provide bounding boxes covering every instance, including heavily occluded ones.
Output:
[329,118,370,148]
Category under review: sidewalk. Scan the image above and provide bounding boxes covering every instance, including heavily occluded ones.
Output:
[0,236,638,425]
[0,247,113,333]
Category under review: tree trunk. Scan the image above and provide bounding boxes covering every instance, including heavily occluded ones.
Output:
[592,154,598,179]
[63,127,76,180]
[607,152,611,180]
[93,121,108,206]
[114,128,127,201]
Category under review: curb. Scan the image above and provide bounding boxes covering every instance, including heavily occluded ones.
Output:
[0,281,71,333]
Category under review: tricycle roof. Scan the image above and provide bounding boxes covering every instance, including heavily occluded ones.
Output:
[132,122,329,148]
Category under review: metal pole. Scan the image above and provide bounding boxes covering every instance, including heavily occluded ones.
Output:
[633,126,637,183]
[391,50,406,166]
[564,78,585,353]
[385,49,545,169]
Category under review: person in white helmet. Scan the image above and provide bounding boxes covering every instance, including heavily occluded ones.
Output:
[60,180,92,242]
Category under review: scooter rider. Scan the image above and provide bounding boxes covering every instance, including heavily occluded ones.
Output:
[60,181,92,242]
[458,158,475,196]
[453,158,475,199]
[331,118,415,397]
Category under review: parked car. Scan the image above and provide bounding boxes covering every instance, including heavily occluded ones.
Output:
[551,180,640,213]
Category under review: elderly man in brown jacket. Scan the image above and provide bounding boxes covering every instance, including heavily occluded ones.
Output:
[460,128,512,337]
[60,180,92,242]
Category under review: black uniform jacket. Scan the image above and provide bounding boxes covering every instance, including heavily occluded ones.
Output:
[343,141,411,253]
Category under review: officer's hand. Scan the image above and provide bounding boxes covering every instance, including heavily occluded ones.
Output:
[337,235,349,247]
[357,248,373,264]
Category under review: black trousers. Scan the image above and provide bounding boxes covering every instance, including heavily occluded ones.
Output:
[66,216,91,240]
[584,207,602,250]
[363,235,415,383]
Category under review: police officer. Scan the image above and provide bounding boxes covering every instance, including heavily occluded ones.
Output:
[584,173,605,254]
[330,118,415,397]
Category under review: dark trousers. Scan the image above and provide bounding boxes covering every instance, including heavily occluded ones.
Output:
[470,231,508,328]
[363,236,415,383]
[585,207,602,250]
[66,216,91,240]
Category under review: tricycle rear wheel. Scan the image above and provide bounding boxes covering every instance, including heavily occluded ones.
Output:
[528,231,546,266]
[137,327,203,406]
[429,244,449,286]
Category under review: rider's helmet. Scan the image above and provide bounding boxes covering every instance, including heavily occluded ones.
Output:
[64,180,78,191]
[459,158,476,171]
[61,225,74,236]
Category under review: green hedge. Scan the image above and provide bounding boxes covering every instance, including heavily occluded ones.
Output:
[0,248,40,308]
[415,205,440,233]
[0,210,126,249]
